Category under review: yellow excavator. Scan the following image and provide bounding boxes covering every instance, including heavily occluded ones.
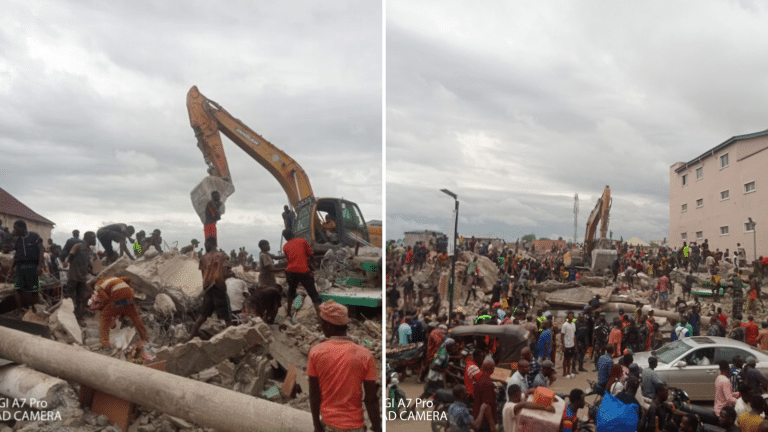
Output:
[186,86,380,253]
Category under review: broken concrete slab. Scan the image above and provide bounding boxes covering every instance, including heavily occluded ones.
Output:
[532,279,579,293]
[95,256,132,281]
[155,320,272,377]
[153,293,176,317]
[545,286,614,308]
[270,331,309,394]
[577,276,605,288]
[48,298,83,345]
[157,254,203,297]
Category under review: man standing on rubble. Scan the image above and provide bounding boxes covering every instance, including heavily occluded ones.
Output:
[61,229,80,261]
[96,223,135,264]
[258,240,278,287]
[282,229,322,318]
[282,205,295,230]
[7,220,45,311]
[187,237,233,341]
[204,191,223,241]
[64,231,96,320]
[309,300,380,432]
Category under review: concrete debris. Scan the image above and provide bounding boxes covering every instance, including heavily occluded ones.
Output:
[155,319,273,376]
[48,298,83,345]
[0,364,69,408]
[153,293,176,317]
[577,276,605,288]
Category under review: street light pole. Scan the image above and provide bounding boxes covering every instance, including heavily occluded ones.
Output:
[749,217,757,261]
[441,189,459,328]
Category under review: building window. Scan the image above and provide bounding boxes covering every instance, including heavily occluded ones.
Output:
[696,198,703,208]
[682,174,688,186]
[681,233,687,241]
[720,153,729,168]
[720,226,729,235]
[696,167,703,180]
[721,190,729,200]
[696,231,703,240]
[746,221,756,232]
[745,181,756,193]
[681,204,687,212]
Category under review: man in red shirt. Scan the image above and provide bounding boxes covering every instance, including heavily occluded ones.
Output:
[464,350,484,399]
[308,300,380,432]
[717,307,728,329]
[472,358,498,432]
[744,315,760,346]
[421,324,447,381]
[282,229,322,318]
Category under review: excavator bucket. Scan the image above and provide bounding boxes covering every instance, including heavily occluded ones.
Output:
[190,176,235,224]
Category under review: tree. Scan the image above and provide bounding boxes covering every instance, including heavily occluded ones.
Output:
[521,234,536,242]
[558,236,563,241]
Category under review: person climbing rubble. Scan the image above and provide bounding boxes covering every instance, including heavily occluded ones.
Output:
[96,223,135,264]
[187,237,233,341]
[179,239,200,254]
[257,239,279,287]
[308,300,380,432]
[282,229,322,319]
[89,276,148,349]
[64,231,96,320]
[7,220,45,312]
[204,190,223,241]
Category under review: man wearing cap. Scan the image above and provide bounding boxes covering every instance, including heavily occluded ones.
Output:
[743,356,768,394]
[309,300,380,432]
[180,239,200,255]
[532,359,557,388]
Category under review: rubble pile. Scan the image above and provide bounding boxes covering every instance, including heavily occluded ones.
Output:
[0,245,381,431]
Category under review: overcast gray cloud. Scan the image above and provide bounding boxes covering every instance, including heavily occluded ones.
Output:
[1,0,382,254]
[386,0,768,244]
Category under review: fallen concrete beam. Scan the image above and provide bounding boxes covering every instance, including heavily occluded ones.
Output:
[48,298,83,345]
[0,326,312,432]
[599,302,714,326]
[0,364,69,407]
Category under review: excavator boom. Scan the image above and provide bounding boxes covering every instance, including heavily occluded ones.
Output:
[584,185,611,258]
[187,85,313,208]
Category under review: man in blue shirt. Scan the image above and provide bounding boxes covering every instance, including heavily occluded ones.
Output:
[597,345,615,391]
[447,384,488,432]
[538,321,552,361]
[410,317,425,343]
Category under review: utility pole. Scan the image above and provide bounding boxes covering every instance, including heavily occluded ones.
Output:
[441,189,459,328]
[573,193,579,244]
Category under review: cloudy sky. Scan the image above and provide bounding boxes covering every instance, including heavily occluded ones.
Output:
[1,1,382,255]
[386,0,768,245]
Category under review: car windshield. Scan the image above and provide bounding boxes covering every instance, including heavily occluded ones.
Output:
[654,340,692,364]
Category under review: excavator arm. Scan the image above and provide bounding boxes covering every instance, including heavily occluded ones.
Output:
[584,185,611,257]
[187,85,314,208]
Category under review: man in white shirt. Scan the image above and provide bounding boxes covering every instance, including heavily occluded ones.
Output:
[561,312,577,378]
[505,360,531,401]
[502,384,554,432]
[225,277,249,321]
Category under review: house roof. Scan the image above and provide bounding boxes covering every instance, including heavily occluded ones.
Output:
[674,129,768,173]
[0,187,55,226]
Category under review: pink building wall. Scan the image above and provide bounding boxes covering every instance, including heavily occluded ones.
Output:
[669,132,768,261]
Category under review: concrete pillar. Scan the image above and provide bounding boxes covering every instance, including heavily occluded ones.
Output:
[0,326,312,432]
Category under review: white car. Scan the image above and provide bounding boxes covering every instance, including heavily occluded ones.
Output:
[629,336,768,401]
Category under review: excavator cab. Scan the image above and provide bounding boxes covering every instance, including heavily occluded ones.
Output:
[292,198,370,254]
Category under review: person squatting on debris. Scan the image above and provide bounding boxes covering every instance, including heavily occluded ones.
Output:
[282,229,322,318]
[308,300,381,432]
[96,223,135,264]
[188,237,233,341]
[64,231,97,320]
[89,276,148,348]
[179,239,200,254]
[7,220,44,311]
[204,190,223,242]
[248,285,282,325]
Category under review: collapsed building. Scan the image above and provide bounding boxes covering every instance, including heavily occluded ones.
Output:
[0,246,381,432]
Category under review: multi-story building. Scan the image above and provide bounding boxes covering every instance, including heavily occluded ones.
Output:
[669,129,768,261]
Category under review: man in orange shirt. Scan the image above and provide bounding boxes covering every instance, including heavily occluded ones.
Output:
[282,229,322,318]
[308,300,380,432]
[187,237,233,341]
[744,315,760,346]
